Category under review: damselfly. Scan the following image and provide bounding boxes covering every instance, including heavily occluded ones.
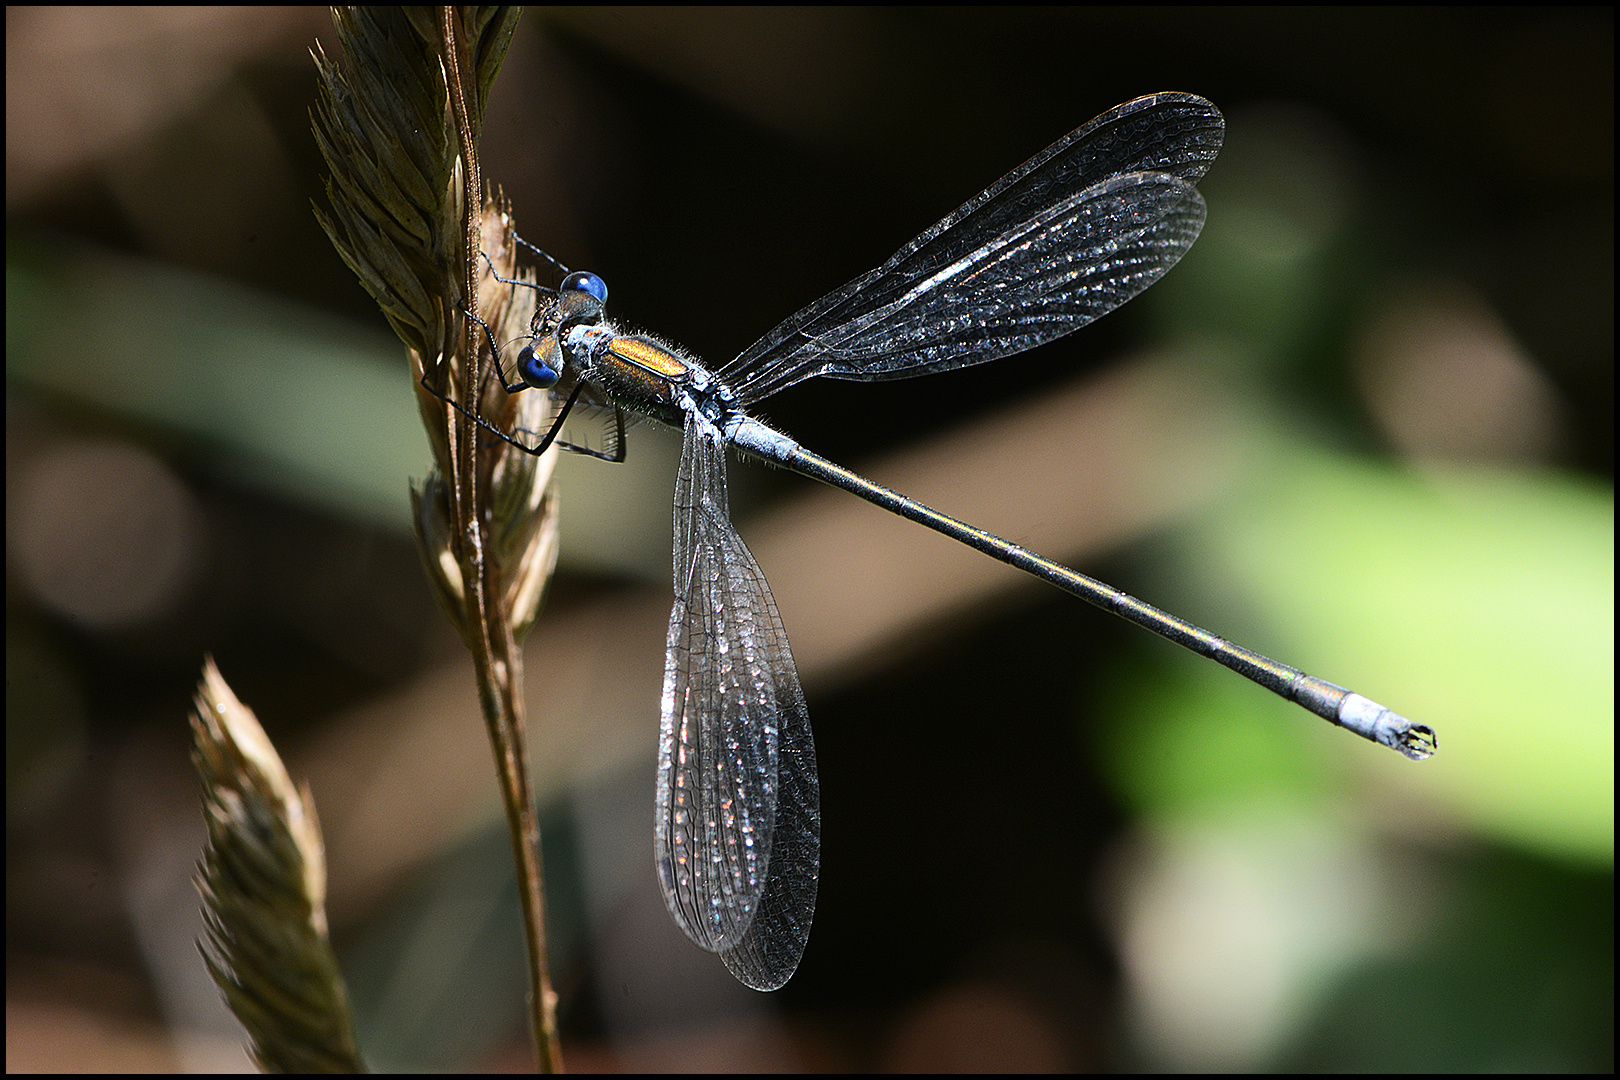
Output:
[428,92,1436,991]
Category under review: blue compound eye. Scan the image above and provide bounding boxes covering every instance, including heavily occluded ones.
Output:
[516,344,561,389]
[560,271,608,305]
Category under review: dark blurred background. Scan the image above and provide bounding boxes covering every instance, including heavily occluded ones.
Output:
[7,7,1611,1071]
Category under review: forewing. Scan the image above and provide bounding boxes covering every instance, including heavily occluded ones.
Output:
[656,414,819,988]
[720,92,1221,403]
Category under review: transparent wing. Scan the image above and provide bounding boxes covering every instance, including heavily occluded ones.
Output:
[656,413,820,990]
[718,92,1222,404]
